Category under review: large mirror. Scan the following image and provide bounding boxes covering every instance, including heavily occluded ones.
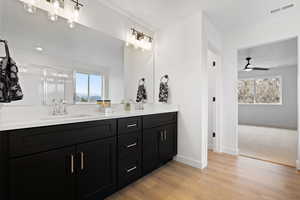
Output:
[0,0,154,106]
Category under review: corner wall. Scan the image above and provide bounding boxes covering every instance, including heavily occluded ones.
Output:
[155,11,205,168]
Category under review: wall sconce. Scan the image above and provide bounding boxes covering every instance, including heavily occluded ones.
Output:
[126,28,153,51]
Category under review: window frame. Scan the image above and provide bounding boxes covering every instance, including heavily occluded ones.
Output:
[238,76,283,106]
[74,70,106,104]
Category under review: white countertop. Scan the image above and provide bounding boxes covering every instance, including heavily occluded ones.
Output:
[0,106,178,132]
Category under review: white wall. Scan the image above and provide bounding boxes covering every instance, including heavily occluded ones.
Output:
[124,47,154,103]
[0,0,3,34]
[222,8,300,166]
[155,11,206,168]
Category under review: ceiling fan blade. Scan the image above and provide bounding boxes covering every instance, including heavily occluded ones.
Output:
[252,67,269,70]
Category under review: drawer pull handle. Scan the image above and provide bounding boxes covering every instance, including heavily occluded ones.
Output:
[80,152,85,171]
[160,131,163,141]
[126,166,137,173]
[70,154,74,174]
[126,143,137,148]
[164,130,167,141]
[127,123,137,128]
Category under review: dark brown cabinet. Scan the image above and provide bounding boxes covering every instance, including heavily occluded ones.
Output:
[9,147,77,200]
[159,124,177,163]
[77,138,116,200]
[142,128,159,174]
[117,118,142,189]
[142,113,177,175]
[1,112,177,200]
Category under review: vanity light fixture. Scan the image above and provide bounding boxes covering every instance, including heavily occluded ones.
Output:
[68,0,84,28]
[20,0,84,28]
[126,28,153,51]
[22,0,40,14]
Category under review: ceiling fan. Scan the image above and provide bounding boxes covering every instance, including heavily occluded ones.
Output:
[243,57,269,72]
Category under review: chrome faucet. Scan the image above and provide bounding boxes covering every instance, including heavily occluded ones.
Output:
[51,98,68,115]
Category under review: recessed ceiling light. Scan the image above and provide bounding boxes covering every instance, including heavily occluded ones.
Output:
[35,47,43,52]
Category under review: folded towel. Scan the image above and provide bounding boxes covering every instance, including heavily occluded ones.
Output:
[159,81,169,103]
[136,79,147,103]
[0,40,23,103]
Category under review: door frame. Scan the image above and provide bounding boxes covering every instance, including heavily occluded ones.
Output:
[203,42,223,167]
[235,36,299,169]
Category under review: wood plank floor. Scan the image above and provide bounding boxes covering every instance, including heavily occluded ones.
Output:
[106,152,300,200]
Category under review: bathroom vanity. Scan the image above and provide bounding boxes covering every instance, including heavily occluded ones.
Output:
[0,111,178,200]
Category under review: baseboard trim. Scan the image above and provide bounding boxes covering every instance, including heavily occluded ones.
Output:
[222,147,239,155]
[174,155,204,169]
[208,143,214,150]
[297,160,300,170]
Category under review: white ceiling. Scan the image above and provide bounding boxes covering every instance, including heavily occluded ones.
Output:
[97,0,297,31]
[238,38,298,70]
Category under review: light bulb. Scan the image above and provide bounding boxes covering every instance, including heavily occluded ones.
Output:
[73,6,80,22]
[68,20,75,28]
[48,0,60,21]
[68,5,80,28]
[23,0,38,14]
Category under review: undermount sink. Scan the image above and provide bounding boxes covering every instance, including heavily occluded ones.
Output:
[40,114,93,121]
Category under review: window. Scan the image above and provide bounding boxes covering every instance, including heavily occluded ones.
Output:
[238,77,281,104]
[75,72,103,103]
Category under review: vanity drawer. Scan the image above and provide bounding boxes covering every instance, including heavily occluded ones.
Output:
[8,120,116,158]
[118,117,142,135]
[143,112,177,129]
[118,156,141,188]
[118,132,141,158]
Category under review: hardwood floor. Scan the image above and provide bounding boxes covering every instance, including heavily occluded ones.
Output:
[106,152,300,200]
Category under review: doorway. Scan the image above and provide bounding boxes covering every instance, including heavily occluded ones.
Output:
[237,38,298,167]
[208,49,218,152]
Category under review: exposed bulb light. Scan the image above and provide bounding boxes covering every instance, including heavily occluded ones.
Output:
[68,5,80,28]
[23,0,39,14]
[72,5,80,22]
[68,1,83,28]
[48,0,60,21]
[68,20,75,28]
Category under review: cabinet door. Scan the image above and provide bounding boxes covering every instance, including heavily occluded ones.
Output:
[142,128,159,174]
[77,138,116,200]
[159,124,176,163]
[10,147,76,200]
